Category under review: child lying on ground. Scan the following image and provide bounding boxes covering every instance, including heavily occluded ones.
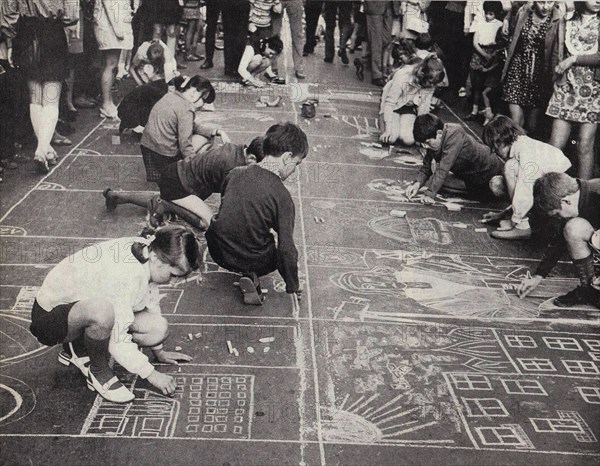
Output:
[517,172,599,308]
[31,225,201,403]
[408,113,505,202]
[205,123,308,305]
[482,115,572,240]
[104,137,264,230]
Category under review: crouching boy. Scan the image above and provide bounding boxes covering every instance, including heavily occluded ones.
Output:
[205,123,308,305]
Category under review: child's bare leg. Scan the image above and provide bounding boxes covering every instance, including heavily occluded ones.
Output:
[549,118,571,151]
[502,158,519,199]
[100,49,120,113]
[161,195,211,230]
[103,189,151,211]
[525,107,542,136]
[129,311,169,347]
[508,104,525,128]
[578,122,597,180]
[397,113,417,146]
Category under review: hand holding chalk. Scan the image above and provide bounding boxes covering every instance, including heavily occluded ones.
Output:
[405,182,420,199]
[517,275,543,299]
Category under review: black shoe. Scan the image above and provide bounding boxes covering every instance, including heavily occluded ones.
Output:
[338,48,349,65]
[324,57,333,63]
[103,188,118,212]
[371,78,386,87]
[200,60,213,69]
[553,286,600,308]
[354,58,364,81]
[464,113,480,122]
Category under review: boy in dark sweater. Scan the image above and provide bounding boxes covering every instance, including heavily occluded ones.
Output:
[104,137,264,230]
[407,114,505,202]
[205,123,308,305]
[518,173,600,308]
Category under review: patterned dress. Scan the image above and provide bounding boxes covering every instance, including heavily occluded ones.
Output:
[547,14,600,124]
[503,11,552,108]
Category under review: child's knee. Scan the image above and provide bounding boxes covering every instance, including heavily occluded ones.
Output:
[146,315,169,343]
[84,300,115,328]
[399,131,415,146]
[489,175,507,198]
[563,217,594,243]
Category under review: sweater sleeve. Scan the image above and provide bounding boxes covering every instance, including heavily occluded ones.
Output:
[108,278,155,379]
[427,129,463,196]
[575,53,600,67]
[275,192,300,293]
[178,108,197,159]
[416,150,434,186]
[534,233,566,278]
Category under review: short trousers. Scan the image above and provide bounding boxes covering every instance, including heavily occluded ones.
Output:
[30,299,77,346]
[394,103,418,116]
[158,162,190,201]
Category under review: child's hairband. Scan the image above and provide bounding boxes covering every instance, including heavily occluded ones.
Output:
[135,234,156,246]
[181,76,191,88]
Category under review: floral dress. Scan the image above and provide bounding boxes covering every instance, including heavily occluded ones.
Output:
[503,11,553,108]
[547,14,600,124]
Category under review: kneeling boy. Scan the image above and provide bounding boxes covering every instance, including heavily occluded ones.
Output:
[407,113,505,201]
[517,173,600,308]
[205,123,308,305]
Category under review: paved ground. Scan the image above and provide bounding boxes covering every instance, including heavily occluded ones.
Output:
[1,28,599,466]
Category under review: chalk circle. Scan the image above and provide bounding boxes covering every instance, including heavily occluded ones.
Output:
[311,200,337,209]
[0,375,36,426]
[322,408,383,443]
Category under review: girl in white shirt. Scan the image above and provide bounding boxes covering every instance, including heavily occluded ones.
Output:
[31,225,202,403]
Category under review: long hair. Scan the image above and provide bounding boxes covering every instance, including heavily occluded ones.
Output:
[482,115,526,150]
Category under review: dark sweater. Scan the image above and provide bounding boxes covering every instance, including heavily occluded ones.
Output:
[536,179,600,277]
[416,123,505,196]
[118,80,168,131]
[176,142,246,199]
[207,164,300,293]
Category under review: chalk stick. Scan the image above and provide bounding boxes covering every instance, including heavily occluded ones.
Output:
[247,346,255,354]
[444,203,462,212]
[332,116,339,121]
[314,216,319,223]
[261,289,268,294]
[178,367,182,372]
[475,227,488,233]
[233,348,239,357]
[188,333,194,341]
[175,346,182,351]
[111,135,121,145]
[315,118,321,122]
[319,217,325,223]
[259,337,275,343]
[263,347,270,353]
[255,102,267,108]
[372,143,383,148]
[194,332,202,338]
[313,147,318,152]
[227,340,233,354]
[233,281,240,287]
[452,223,468,229]
[390,210,406,218]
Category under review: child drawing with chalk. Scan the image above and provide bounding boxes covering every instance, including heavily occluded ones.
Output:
[30,225,201,403]
[517,172,600,309]
[205,123,308,305]
[481,115,571,241]
[104,136,265,231]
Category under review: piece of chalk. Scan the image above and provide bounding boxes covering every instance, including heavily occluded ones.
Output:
[315,118,320,122]
[444,203,462,212]
[247,346,255,354]
[372,143,383,148]
[227,340,233,354]
[188,333,194,341]
[233,281,240,287]
[259,337,275,343]
[390,210,406,218]
[175,346,182,351]
[313,147,318,152]
[194,332,202,338]
[263,347,270,353]
[111,135,121,145]
[332,116,339,121]
[233,348,239,357]
[319,217,325,223]
[261,288,268,294]
[452,223,468,229]
[314,216,319,223]
[178,367,182,372]
[475,227,488,233]
[255,102,267,108]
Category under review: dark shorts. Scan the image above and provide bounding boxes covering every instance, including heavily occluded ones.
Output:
[158,162,190,201]
[394,103,418,116]
[30,300,77,346]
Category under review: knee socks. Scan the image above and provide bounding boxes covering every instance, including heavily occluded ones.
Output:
[84,333,113,384]
[573,254,594,287]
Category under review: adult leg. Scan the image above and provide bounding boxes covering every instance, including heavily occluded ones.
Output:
[165,24,179,58]
[578,122,597,180]
[99,49,120,116]
[103,188,152,211]
[202,0,221,65]
[525,107,542,137]
[284,0,306,75]
[171,195,214,229]
[303,0,323,54]
[40,81,62,162]
[152,22,164,41]
[366,14,384,80]
[508,104,525,128]
[221,0,250,75]
[548,118,571,151]
[338,2,353,64]
[323,2,337,62]
[27,80,45,162]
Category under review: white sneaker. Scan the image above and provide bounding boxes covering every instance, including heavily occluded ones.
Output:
[87,372,135,403]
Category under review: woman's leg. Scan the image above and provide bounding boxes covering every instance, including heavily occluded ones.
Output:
[548,118,571,151]
[103,189,152,210]
[40,81,62,158]
[578,122,597,180]
[525,107,542,136]
[508,104,525,128]
[152,22,164,41]
[165,23,178,58]
[129,311,169,347]
[27,80,44,157]
[100,49,120,113]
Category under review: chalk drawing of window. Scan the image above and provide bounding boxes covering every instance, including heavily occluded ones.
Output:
[501,379,547,396]
[475,425,534,449]
[588,352,600,362]
[562,360,599,375]
[530,411,596,442]
[577,387,600,404]
[504,335,537,349]
[583,339,600,352]
[462,398,509,417]
[542,337,582,351]
[517,358,556,372]
[449,374,492,391]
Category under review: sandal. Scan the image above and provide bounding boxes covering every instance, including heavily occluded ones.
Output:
[99,106,119,119]
[33,156,49,174]
[354,58,364,81]
[51,131,72,146]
